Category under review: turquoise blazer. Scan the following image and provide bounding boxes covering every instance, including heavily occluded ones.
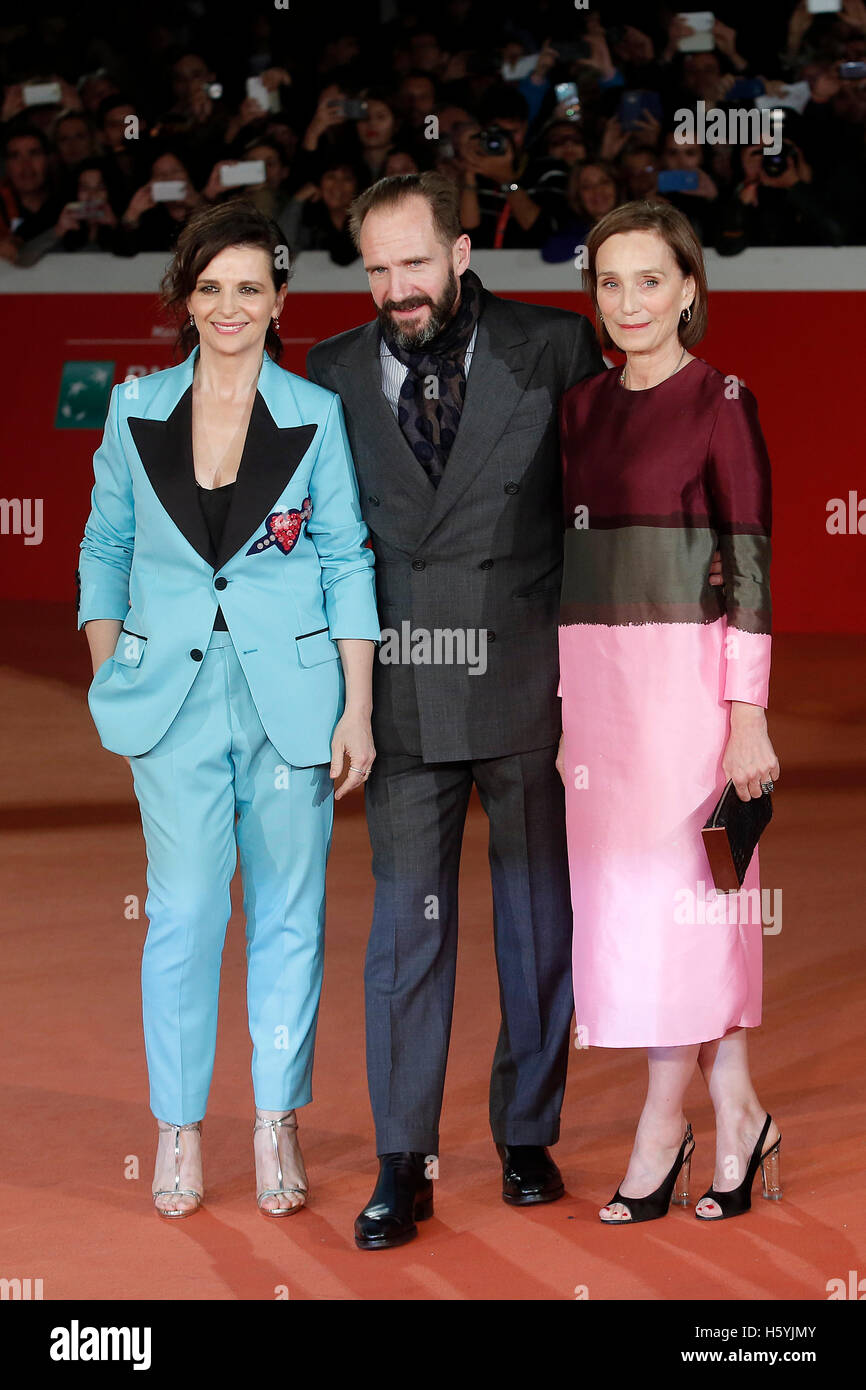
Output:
[77,345,380,763]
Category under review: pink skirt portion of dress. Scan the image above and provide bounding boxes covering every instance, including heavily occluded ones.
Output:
[559,617,764,1048]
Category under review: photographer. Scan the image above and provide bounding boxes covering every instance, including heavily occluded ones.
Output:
[807,62,866,241]
[798,57,866,171]
[291,83,361,189]
[277,157,361,264]
[500,37,562,127]
[52,110,99,174]
[152,50,232,186]
[356,91,408,184]
[53,158,119,252]
[211,138,294,224]
[716,135,844,253]
[222,66,292,148]
[537,116,588,173]
[659,127,721,245]
[540,157,622,263]
[112,147,202,256]
[396,70,440,139]
[618,143,662,201]
[0,125,64,262]
[457,85,567,248]
[93,94,152,210]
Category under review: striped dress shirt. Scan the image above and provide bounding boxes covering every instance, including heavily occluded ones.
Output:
[379,323,478,416]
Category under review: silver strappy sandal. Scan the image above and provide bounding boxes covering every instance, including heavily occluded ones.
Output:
[152,1120,204,1218]
[254,1109,308,1217]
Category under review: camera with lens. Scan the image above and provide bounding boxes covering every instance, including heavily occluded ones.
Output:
[761,141,796,178]
[475,125,513,156]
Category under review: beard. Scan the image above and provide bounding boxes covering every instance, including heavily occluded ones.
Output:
[377,265,460,349]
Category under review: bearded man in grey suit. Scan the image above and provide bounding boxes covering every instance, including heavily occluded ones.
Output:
[306,172,604,1249]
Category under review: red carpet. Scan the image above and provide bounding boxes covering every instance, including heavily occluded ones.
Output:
[1,603,864,1300]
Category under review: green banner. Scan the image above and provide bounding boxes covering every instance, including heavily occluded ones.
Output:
[55,361,115,429]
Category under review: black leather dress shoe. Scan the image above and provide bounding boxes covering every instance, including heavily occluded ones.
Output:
[354,1152,434,1250]
[497,1144,565,1205]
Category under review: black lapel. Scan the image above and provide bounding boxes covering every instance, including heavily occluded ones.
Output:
[128,385,317,570]
[216,393,316,569]
[128,386,211,566]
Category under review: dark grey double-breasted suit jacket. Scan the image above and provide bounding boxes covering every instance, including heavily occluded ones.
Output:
[307,285,605,1156]
[308,289,605,762]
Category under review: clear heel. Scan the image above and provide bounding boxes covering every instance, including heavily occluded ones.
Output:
[696,1113,781,1220]
[672,1146,692,1206]
[760,1139,783,1201]
[600,1123,694,1224]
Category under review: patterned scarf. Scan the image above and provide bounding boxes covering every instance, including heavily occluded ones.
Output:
[380,267,483,487]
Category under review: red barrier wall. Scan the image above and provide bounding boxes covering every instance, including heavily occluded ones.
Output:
[1,290,862,632]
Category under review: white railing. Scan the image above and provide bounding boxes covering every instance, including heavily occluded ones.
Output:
[1,247,864,294]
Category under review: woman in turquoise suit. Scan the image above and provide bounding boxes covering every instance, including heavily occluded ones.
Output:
[76,200,380,1218]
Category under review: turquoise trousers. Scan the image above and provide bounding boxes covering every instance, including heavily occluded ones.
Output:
[129,627,334,1124]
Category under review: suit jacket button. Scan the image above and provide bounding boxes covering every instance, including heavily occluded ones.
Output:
[479,558,493,570]
[190,649,203,661]
[214,577,228,590]
[504,481,520,495]
[487,631,497,641]
[411,558,426,571]
[368,495,380,505]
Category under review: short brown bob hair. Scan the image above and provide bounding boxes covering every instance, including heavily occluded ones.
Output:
[348,171,463,252]
[583,200,708,350]
[160,198,292,363]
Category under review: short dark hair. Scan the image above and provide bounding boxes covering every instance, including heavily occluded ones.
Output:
[3,123,51,157]
[478,83,529,125]
[319,156,364,184]
[241,136,288,165]
[73,158,110,181]
[95,93,139,126]
[583,199,708,350]
[348,171,462,252]
[400,68,437,89]
[567,159,622,222]
[146,141,193,175]
[169,48,217,72]
[54,109,92,131]
[160,198,293,362]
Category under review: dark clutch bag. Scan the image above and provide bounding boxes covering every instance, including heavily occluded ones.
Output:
[701,779,773,892]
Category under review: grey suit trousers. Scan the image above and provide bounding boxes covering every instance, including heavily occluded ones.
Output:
[363,742,574,1154]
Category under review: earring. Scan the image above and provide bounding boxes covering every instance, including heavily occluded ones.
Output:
[272,316,280,333]
[189,314,195,328]
[681,305,692,323]
[599,312,605,322]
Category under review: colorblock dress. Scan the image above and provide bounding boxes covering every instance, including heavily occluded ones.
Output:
[558,357,772,1047]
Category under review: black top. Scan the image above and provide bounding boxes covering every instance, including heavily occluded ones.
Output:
[196,480,235,630]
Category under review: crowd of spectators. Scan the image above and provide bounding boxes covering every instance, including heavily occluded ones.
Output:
[2,0,866,268]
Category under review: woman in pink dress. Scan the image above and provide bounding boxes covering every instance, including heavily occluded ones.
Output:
[556,201,782,1223]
